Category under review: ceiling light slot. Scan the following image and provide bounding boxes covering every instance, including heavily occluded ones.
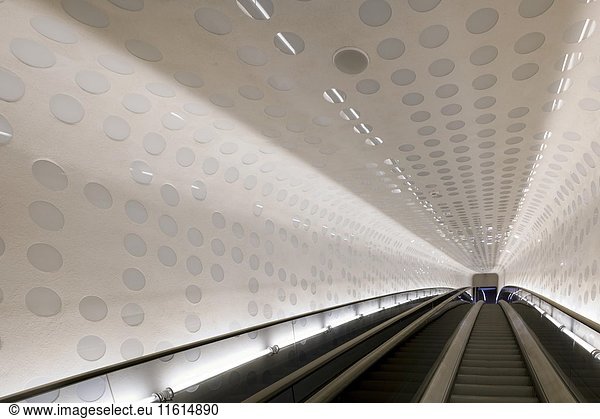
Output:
[340,107,360,120]
[236,0,273,20]
[365,137,383,146]
[323,88,346,103]
[353,123,372,134]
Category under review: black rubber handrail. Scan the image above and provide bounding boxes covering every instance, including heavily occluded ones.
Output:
[0,286,452,403]
[502,285,600,335]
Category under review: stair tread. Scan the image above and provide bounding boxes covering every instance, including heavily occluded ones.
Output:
[449,395,539,403]
[452,383,536,397]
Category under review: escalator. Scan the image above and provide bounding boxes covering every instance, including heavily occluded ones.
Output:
[448,304,539,402]
[335,303,471,402]
[512,302,600,402]
[246,294,579,403]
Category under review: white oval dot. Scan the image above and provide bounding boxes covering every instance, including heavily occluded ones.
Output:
[129,161,154,185]
[0,114,13,145]
[356,78,380,94]
[391,68,416,86]
[125,39,162,62]
[194,7,232,35]
[159,215,178,237]
[84,182,112,209]
[359,0,392,27]
[176,147,195,167]
[50,94,84,124]
[203,157,219,175]
[25,287,62,316]
[377,38,405,60]
[185,285,202,303]
[103,115,130,141]
[122,93,150,113]
[224,167,239,183]
[519,0,554,18]
[120,338,143,360]
[186,256,203,276]
[185,314,201,333]
[143,132,166,155]
[121,302,144,326]
[76,70,110,95]
[62,0,109,28]
[124,233,146,257]
[174,71,204,88]
[32,160,68,191]
[238,85,264,100]
[162,112,187,130]
[158,246,177,267]
[191,180,207,200]
[146,82,175,98]
[0,67,25,102]
[466,8,499,34]
[77,335,106,361]
[76,377,106,402]
[31,15,79,44]
[10,38,56,68]
[122,268,146,291]
[27,243,63,272]
[125,200,147,224]
[211,264,224,282]
[419,25,449,48]
[160,184,180,207]
[28,201,65,231]
[107,0,144,12]
[98,54,134,75]
[212,212,226,229]
[187,228,204,247]
[184,102,209,116]
[79,296,108,322]
[408,0,441,12]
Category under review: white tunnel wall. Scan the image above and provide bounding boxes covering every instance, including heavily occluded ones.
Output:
[0,0,472,397]
[497,2,600,326]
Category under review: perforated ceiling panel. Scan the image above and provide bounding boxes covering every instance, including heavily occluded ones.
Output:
[1,0,600,399]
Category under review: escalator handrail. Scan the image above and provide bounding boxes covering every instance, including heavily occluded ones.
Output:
[419,301,484,402]
[502,285,600,335]
[305,290,470,402]
[0,286,452,403]
[499,300,577,403]
[244,287,470,402]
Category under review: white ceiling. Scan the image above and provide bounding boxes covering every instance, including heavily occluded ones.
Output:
[2,0,597,271]
[30,0,594,273]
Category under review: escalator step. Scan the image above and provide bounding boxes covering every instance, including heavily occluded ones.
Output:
[458,366,529,376]
[452,383,536,397]
[460,359,525,368]
[454,374,533,386]
[449,395,539,403]
[462,353,522,361]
